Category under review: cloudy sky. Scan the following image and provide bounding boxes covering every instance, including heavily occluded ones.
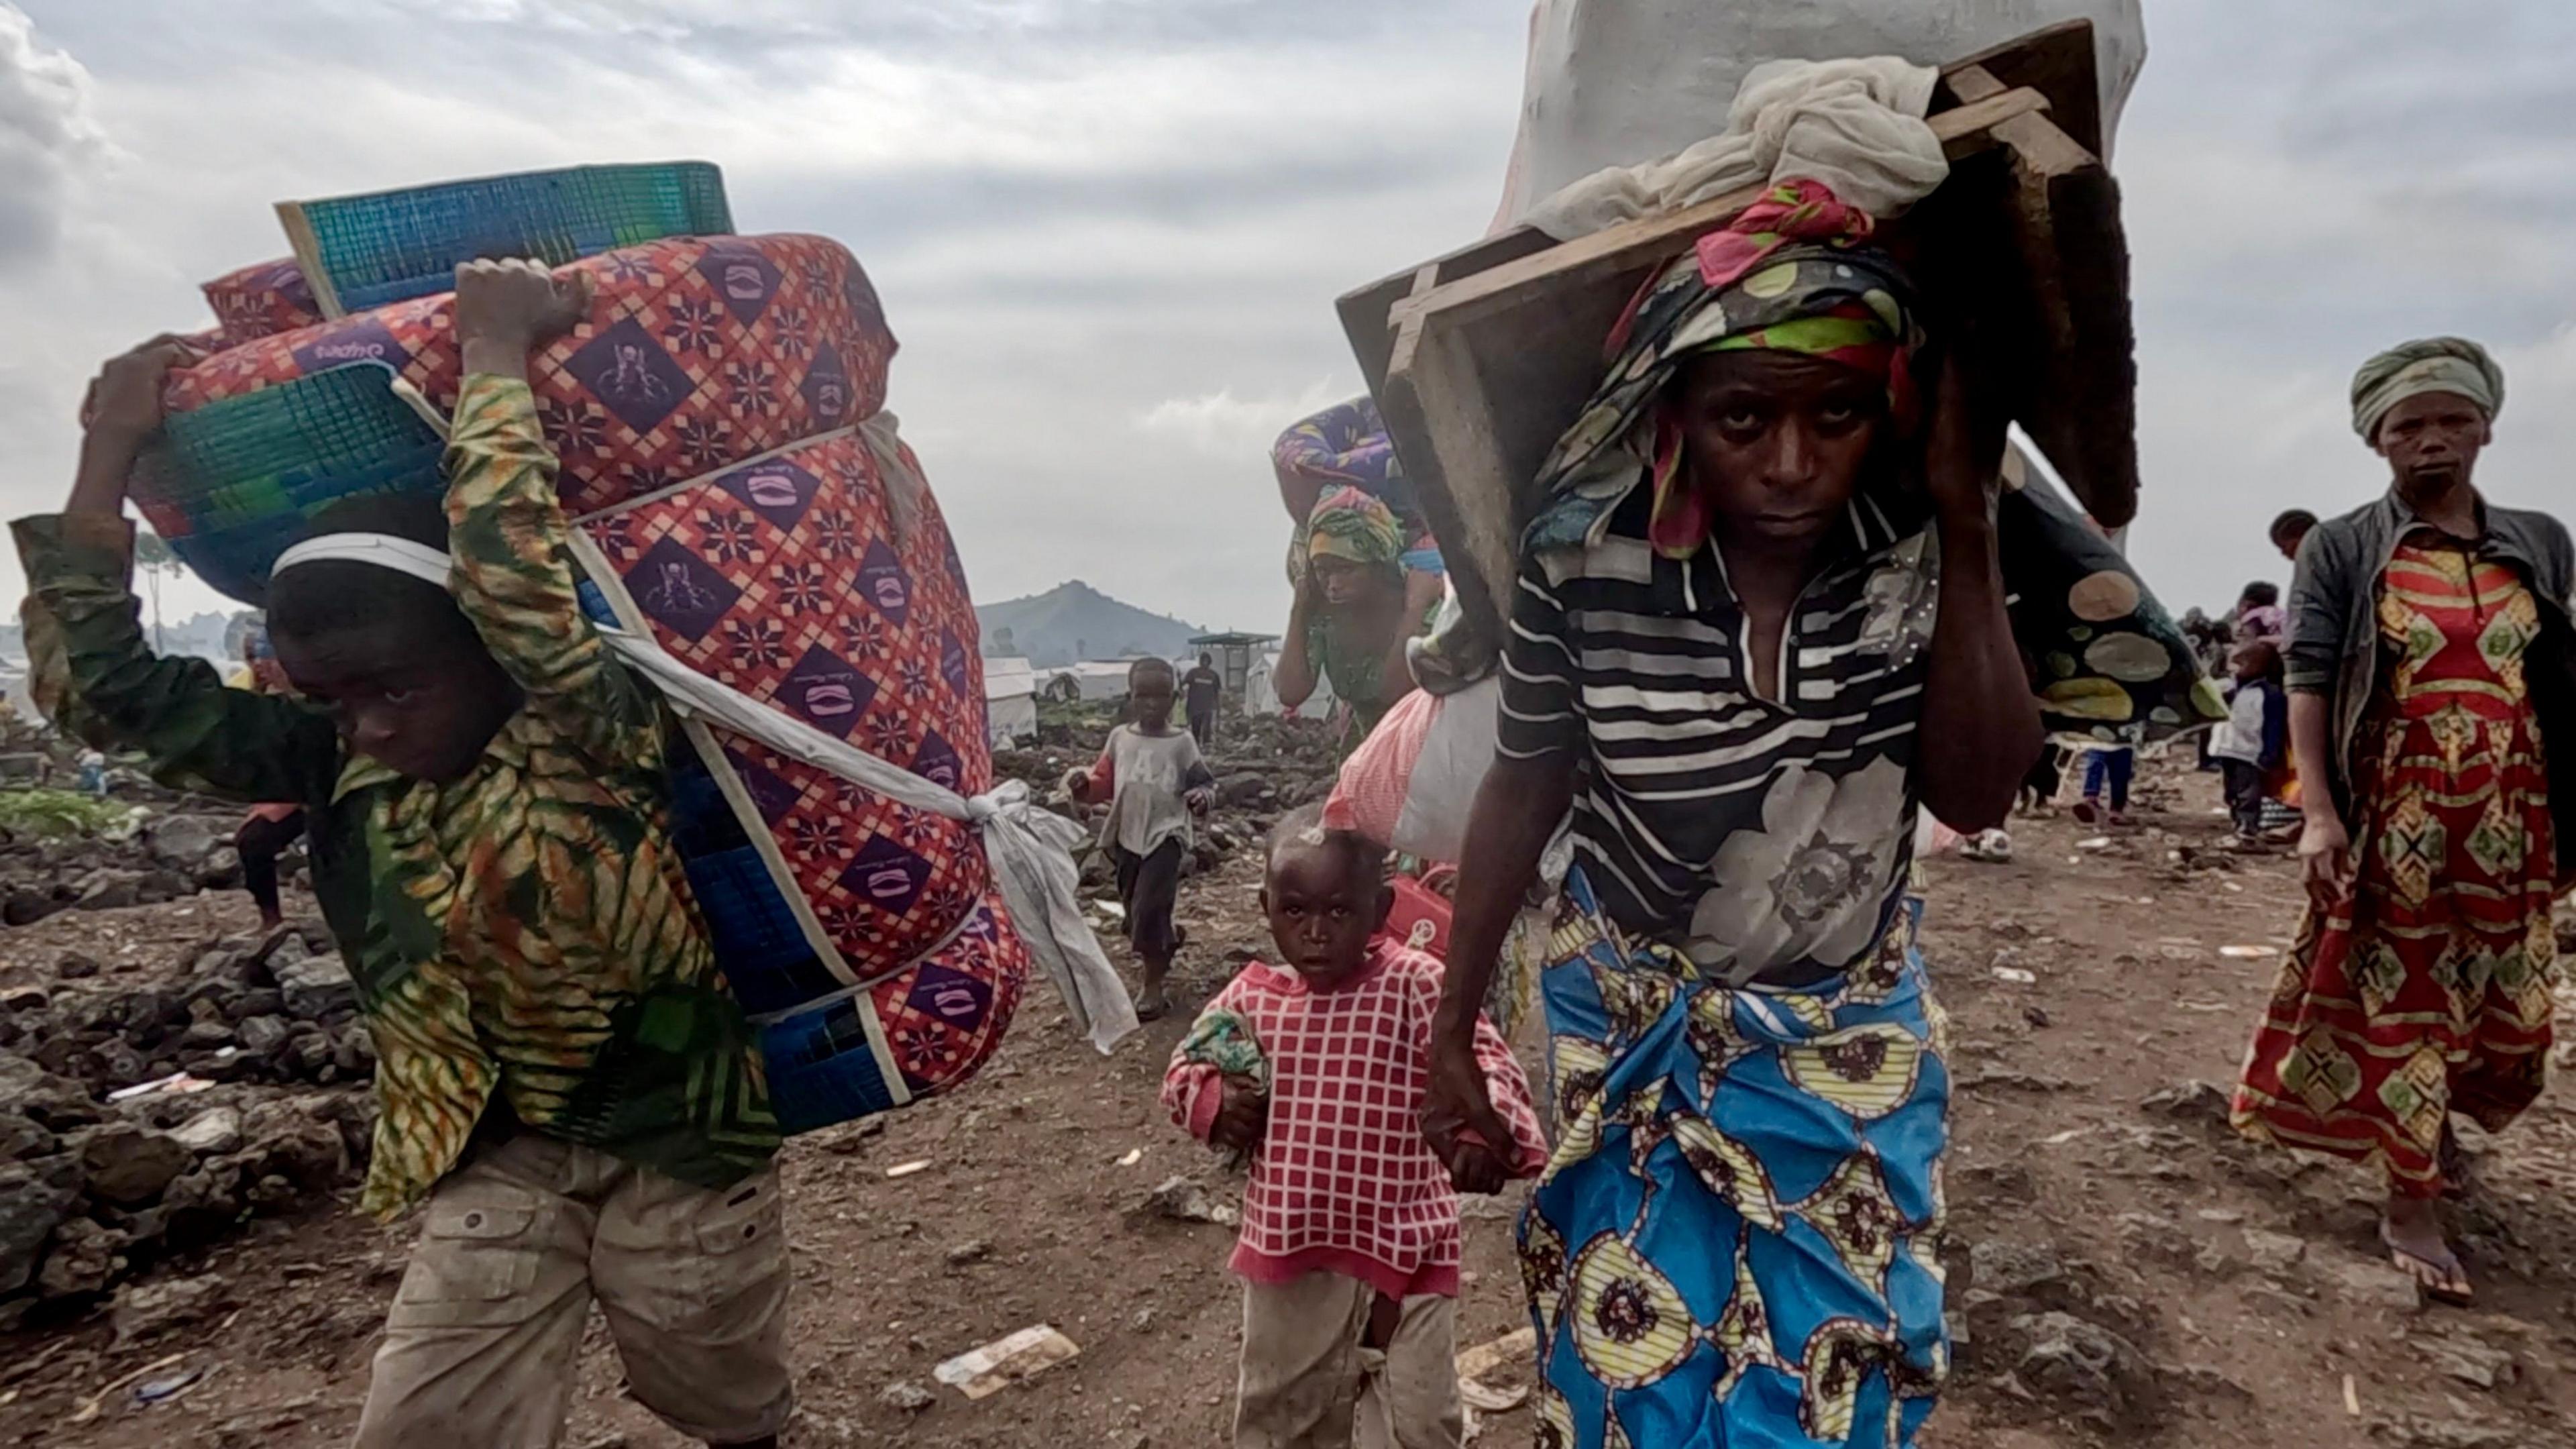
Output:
[1,0,2572,639]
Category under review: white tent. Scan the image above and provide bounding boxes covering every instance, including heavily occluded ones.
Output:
[1245,650,1336,721]
[1042,661,1142,704]
[983,655,1038,747]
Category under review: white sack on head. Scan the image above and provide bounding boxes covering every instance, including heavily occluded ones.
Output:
[1497,0,2147,231]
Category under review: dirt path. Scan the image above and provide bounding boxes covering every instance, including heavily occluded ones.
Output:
[5,762,2573,1447]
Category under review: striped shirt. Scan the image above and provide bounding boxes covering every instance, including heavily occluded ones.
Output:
[1497,486,1939,983]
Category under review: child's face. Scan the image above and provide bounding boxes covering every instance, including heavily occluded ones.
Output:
[273,627,520,783]
[1131,672,1177,729]
[1260,841,1389,989]
[2231,644,2273,684]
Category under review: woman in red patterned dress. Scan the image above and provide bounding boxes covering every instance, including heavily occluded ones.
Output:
[2234,338,2576,1305]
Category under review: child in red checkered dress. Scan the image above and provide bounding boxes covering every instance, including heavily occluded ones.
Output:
[1163,808,1548,1448]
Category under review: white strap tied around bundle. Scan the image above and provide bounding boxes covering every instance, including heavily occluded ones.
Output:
[599,627,1141,1054]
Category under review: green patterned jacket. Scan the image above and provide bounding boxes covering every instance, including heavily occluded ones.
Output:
[13,376,778,1218]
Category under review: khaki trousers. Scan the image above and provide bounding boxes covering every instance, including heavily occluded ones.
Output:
[1235,1272,1462,1449]
[353,1134,792,1448]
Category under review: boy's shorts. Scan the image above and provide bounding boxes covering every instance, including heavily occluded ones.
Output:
[354,1133,792,1448]
[1236,1272,1462,1449]
[1116,838,1186,959]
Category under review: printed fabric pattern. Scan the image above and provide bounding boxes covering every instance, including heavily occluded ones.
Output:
[582,429,994,980]
[166,233,894,519]
[582,423,1019,1121]
[1523,867,1949,1449]
[1162,942,1548,1302]
[1519,178,2220,743]
[200,257,324,348]
[2233,540,2559,1195]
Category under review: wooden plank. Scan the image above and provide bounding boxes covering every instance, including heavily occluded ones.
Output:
[1402,323,1523,644]
[1382,91,2065,630]
[1947,64,2097,179]
[1940,19,2104,156]
[1337,229,1557,398]
[1944,63,2136,525]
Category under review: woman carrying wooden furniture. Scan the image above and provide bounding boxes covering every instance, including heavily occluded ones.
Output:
[1427,180,2038,1448]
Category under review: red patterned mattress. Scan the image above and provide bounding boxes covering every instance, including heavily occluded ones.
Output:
[201,258,323,347]
[580,427,997,1006]
[755,886,1030,1132]
[166,224,1007,1130]
[168,233,894,518]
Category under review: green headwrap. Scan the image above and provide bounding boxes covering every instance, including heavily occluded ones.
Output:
[2351,337,2504,442]
[1305,485,1404,568]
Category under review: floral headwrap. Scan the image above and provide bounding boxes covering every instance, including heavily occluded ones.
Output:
[1526,178,1924,559]
[1306,485,1406,568]
[1513,178,2228,746]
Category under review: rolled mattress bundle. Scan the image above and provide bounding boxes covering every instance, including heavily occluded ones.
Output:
[134,162,1032,1132]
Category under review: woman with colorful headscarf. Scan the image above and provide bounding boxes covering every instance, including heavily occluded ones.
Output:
[2232,337,2576,1305]
[1272,485,1442,757]
[1424,180,2039,1448]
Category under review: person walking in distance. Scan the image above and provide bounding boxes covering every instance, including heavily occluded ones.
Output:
[2234,338,2575,1305]
[1185,650,1225,748]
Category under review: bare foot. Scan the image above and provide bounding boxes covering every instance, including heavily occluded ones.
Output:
[2382,1196,2472,1305]
[1137,958,1173,1022]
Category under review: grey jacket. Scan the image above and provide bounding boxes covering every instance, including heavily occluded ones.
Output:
[2287,490,2576,845]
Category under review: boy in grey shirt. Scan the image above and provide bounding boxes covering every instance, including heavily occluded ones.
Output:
[1067,658,1215,1018]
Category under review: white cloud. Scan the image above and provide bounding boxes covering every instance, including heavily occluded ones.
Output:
[0,3,104,268]
[1136,380,1345,460]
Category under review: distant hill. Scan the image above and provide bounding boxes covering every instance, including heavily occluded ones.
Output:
[975,581,1206,668]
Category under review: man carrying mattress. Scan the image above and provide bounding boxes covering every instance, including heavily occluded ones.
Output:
[15,260,793,1449]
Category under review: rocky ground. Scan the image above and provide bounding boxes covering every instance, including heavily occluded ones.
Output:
[3,746,2575,1447]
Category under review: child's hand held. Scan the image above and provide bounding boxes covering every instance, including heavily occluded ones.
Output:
[1211,1075,1268,1154]
[1445,1138,1509,1197]
[1424,1031,1515,1169]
